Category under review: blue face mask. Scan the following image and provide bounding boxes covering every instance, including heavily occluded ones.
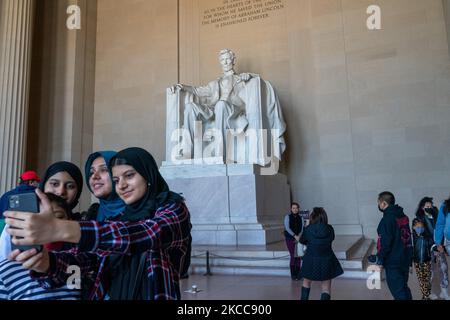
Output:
[414,227,425,235]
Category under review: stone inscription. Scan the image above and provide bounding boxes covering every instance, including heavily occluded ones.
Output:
[201,0,285,28]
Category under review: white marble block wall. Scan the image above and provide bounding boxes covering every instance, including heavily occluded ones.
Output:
[165,175,231,225]
[161,164,291,245]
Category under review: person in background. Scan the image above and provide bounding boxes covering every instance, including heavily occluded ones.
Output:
[434,195,450,300]
[411,219,433,300]
[375,191,413,300]
[0,171,41,232]
[299,207,343,300]
[284,202,304,280]
[414,197,449,300]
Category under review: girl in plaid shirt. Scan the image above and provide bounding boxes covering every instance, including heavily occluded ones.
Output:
[5,148,192,300]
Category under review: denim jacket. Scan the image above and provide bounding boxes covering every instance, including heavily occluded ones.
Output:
[434,203,450,245]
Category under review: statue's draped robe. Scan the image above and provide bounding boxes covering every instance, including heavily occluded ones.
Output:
[169,75,286,166]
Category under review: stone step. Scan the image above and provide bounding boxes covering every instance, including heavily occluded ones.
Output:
[189,236,375,279]
[192,236,365,260]
[192,257,288,268]
[191,255,368,270]
[192,249,287,259]
[348,239,374,260]
[356,240,375,264]
[191,237,368,262]
[191,258,367,270]
[333,235,365,260]
[191,266,376,280]
[191,266,290,277]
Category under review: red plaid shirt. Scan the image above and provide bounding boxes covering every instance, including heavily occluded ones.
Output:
[31,201,191,300]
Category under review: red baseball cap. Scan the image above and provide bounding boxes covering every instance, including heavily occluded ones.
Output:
[20,170,41,182]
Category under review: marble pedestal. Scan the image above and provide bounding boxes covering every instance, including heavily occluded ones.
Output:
[160,163,291,246]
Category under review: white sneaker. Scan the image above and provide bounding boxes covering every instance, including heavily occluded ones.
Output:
[429,293,439,300]
[439,288,450,300]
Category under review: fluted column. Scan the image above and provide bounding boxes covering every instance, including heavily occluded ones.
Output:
[0,0,35,195]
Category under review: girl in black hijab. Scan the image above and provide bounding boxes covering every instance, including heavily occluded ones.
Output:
[110,147,183,221]
[106,147,186,299]
[39,161,83,214]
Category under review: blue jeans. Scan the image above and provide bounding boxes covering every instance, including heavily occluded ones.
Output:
[385,267,412,300]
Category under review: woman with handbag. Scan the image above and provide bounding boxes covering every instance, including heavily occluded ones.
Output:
[284,202,304,280]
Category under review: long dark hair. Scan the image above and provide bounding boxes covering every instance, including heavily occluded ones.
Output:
[309,207,328,225]
[415,197,433,219]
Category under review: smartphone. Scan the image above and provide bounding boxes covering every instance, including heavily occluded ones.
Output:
[299,210,310,218]
[7,192,43,253]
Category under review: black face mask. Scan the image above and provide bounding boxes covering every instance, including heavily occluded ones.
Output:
[378,205,385,213]
[424,208,434,215]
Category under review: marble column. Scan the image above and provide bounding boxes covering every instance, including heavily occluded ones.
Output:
[444,0,450,57]
[0,0,35,195]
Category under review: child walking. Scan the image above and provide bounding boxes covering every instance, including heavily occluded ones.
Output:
[299,207,343,300]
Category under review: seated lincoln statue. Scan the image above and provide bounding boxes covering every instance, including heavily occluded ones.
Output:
[167,49,286,167]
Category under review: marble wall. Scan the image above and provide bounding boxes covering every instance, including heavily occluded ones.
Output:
[93,0,178,165]
[444,0,450,55]
[341,0,450,237]
[27,0,97,208]
[0,0,3,58]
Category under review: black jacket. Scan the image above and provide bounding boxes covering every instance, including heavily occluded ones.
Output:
[412,233,433,263]
[376,205,413,268]
[79,203,100,221]
[300,223,335,257]
[284,213,303,240]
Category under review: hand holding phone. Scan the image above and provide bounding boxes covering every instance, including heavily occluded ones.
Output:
[7,192,43,253]
[9,247,50,273]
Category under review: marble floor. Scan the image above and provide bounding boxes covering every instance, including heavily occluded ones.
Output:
[179,270,441,300]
